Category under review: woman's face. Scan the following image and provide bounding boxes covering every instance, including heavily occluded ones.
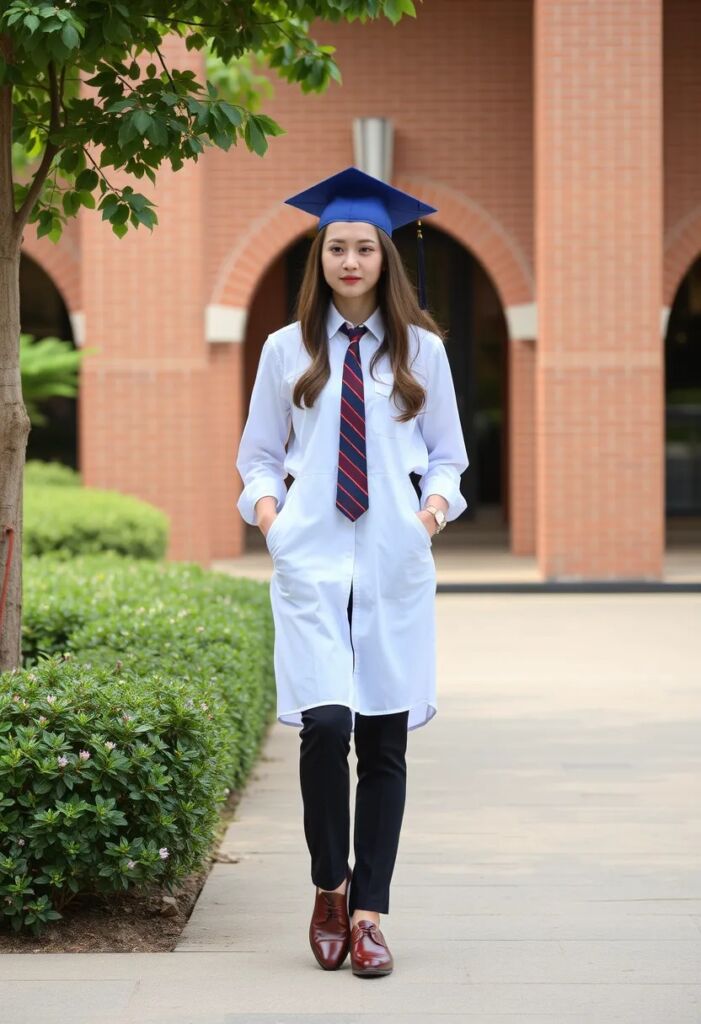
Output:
[320,221,383,301]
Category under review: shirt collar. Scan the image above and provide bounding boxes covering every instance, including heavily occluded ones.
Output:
[326,299,385,343]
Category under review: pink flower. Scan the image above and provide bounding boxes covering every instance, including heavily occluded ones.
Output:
[57,755,68,767]
[105,741,116,750]
[79,750,91,761]
[46,694,56,704]
[127,860,136,869]
[159,847,169,860]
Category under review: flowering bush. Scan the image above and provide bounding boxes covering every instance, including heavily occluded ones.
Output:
[1,554,275,935]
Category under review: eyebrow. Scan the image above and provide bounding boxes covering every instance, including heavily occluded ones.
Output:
[327,237,377,244]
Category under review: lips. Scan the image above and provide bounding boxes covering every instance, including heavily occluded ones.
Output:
[341,277,361,282]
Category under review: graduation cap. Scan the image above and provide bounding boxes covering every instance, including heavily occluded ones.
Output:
[283,166,437,310]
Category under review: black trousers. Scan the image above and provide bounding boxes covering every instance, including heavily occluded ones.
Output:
[298,584,409,915]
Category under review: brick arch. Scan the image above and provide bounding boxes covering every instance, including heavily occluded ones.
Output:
[210,204,309,310]
[20,233,81,317]
[210,178,533,320]
[664,207,701,307]
[393,174,533,312]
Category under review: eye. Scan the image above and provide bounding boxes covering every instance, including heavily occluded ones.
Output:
[330,246,343,254]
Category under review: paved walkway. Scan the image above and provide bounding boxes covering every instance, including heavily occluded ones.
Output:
[1,593,700,1023]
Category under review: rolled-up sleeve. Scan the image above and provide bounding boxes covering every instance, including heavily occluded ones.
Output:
[417,335,469,521]
[235,336,291,526]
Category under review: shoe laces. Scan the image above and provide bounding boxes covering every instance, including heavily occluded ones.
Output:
[322,892,346,922]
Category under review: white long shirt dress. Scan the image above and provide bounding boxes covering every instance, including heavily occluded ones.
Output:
[236,299,469,731]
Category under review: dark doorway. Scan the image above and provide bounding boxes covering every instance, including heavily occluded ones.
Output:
[665,256,701,515]
[20,254,77,469]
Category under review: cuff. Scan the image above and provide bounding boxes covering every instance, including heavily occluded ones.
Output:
[419,469,467,522]
[236,477,288,526]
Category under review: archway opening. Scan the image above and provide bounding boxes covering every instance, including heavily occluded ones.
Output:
[665,256,701,552]
[20,253,77,468]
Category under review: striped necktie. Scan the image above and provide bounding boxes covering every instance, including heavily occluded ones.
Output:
[336,322,369,521]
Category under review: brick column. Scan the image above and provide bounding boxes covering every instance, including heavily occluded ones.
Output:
[534,0,664,580]
[79,38,210,563]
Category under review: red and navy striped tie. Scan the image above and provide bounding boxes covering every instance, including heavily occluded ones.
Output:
[336,322,369,521]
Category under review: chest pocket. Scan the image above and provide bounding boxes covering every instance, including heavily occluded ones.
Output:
[369,371,402,437]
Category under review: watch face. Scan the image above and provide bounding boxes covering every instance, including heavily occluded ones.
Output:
[436,510,446,525]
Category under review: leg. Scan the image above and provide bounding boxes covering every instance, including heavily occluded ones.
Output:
[299,703,353,892]
[349,708,409,919]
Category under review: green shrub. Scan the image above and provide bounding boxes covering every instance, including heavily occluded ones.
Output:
[23,460,81,488]
[23,486,169,559]
[1,554,276,935]
[0,656,226,934]
[23,554,275,790]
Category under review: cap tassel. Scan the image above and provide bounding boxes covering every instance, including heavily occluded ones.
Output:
[416,218,427,310]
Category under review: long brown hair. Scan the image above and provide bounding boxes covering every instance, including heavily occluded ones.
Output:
[291,224,444,424]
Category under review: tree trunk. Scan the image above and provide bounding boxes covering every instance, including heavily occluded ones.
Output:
[1,38,58,670]
[0,234,30,672]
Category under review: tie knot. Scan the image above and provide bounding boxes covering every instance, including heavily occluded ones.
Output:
[340,322,368,343]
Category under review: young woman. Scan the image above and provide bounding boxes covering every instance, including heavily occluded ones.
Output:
[236,167,469,977]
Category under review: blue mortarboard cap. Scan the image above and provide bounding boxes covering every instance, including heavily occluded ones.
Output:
[283,166,437,309]
[283,165,436,236]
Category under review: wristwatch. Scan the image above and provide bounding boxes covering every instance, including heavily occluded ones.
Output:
[423,504,447,533]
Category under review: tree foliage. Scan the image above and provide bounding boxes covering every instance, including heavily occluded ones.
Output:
[0,0,416,243]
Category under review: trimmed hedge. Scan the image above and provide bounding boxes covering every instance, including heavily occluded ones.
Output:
[23,485,169,560]
[0,554,276,935]
[23,460,81,488]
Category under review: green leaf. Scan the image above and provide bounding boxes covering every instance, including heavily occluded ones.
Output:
[59,150,80,174]
[384,0,416,22]
[145,119,168,148]
[243,116,267,157]
[61,23,80,50]
[75,169,98,192]
[252,114,285,138]
[62,192,80,217]
[132,110,153,136]
[219,103,243,128]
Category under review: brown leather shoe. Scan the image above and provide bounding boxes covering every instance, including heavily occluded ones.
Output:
[350,918,394,977]
[309,865,352,970]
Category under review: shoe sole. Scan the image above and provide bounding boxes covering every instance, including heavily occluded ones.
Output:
[351,964,394,977]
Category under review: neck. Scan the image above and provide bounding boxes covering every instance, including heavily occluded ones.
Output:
[331,291,377,326]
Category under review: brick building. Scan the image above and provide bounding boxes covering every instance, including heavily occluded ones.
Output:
[20,1,701,580]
